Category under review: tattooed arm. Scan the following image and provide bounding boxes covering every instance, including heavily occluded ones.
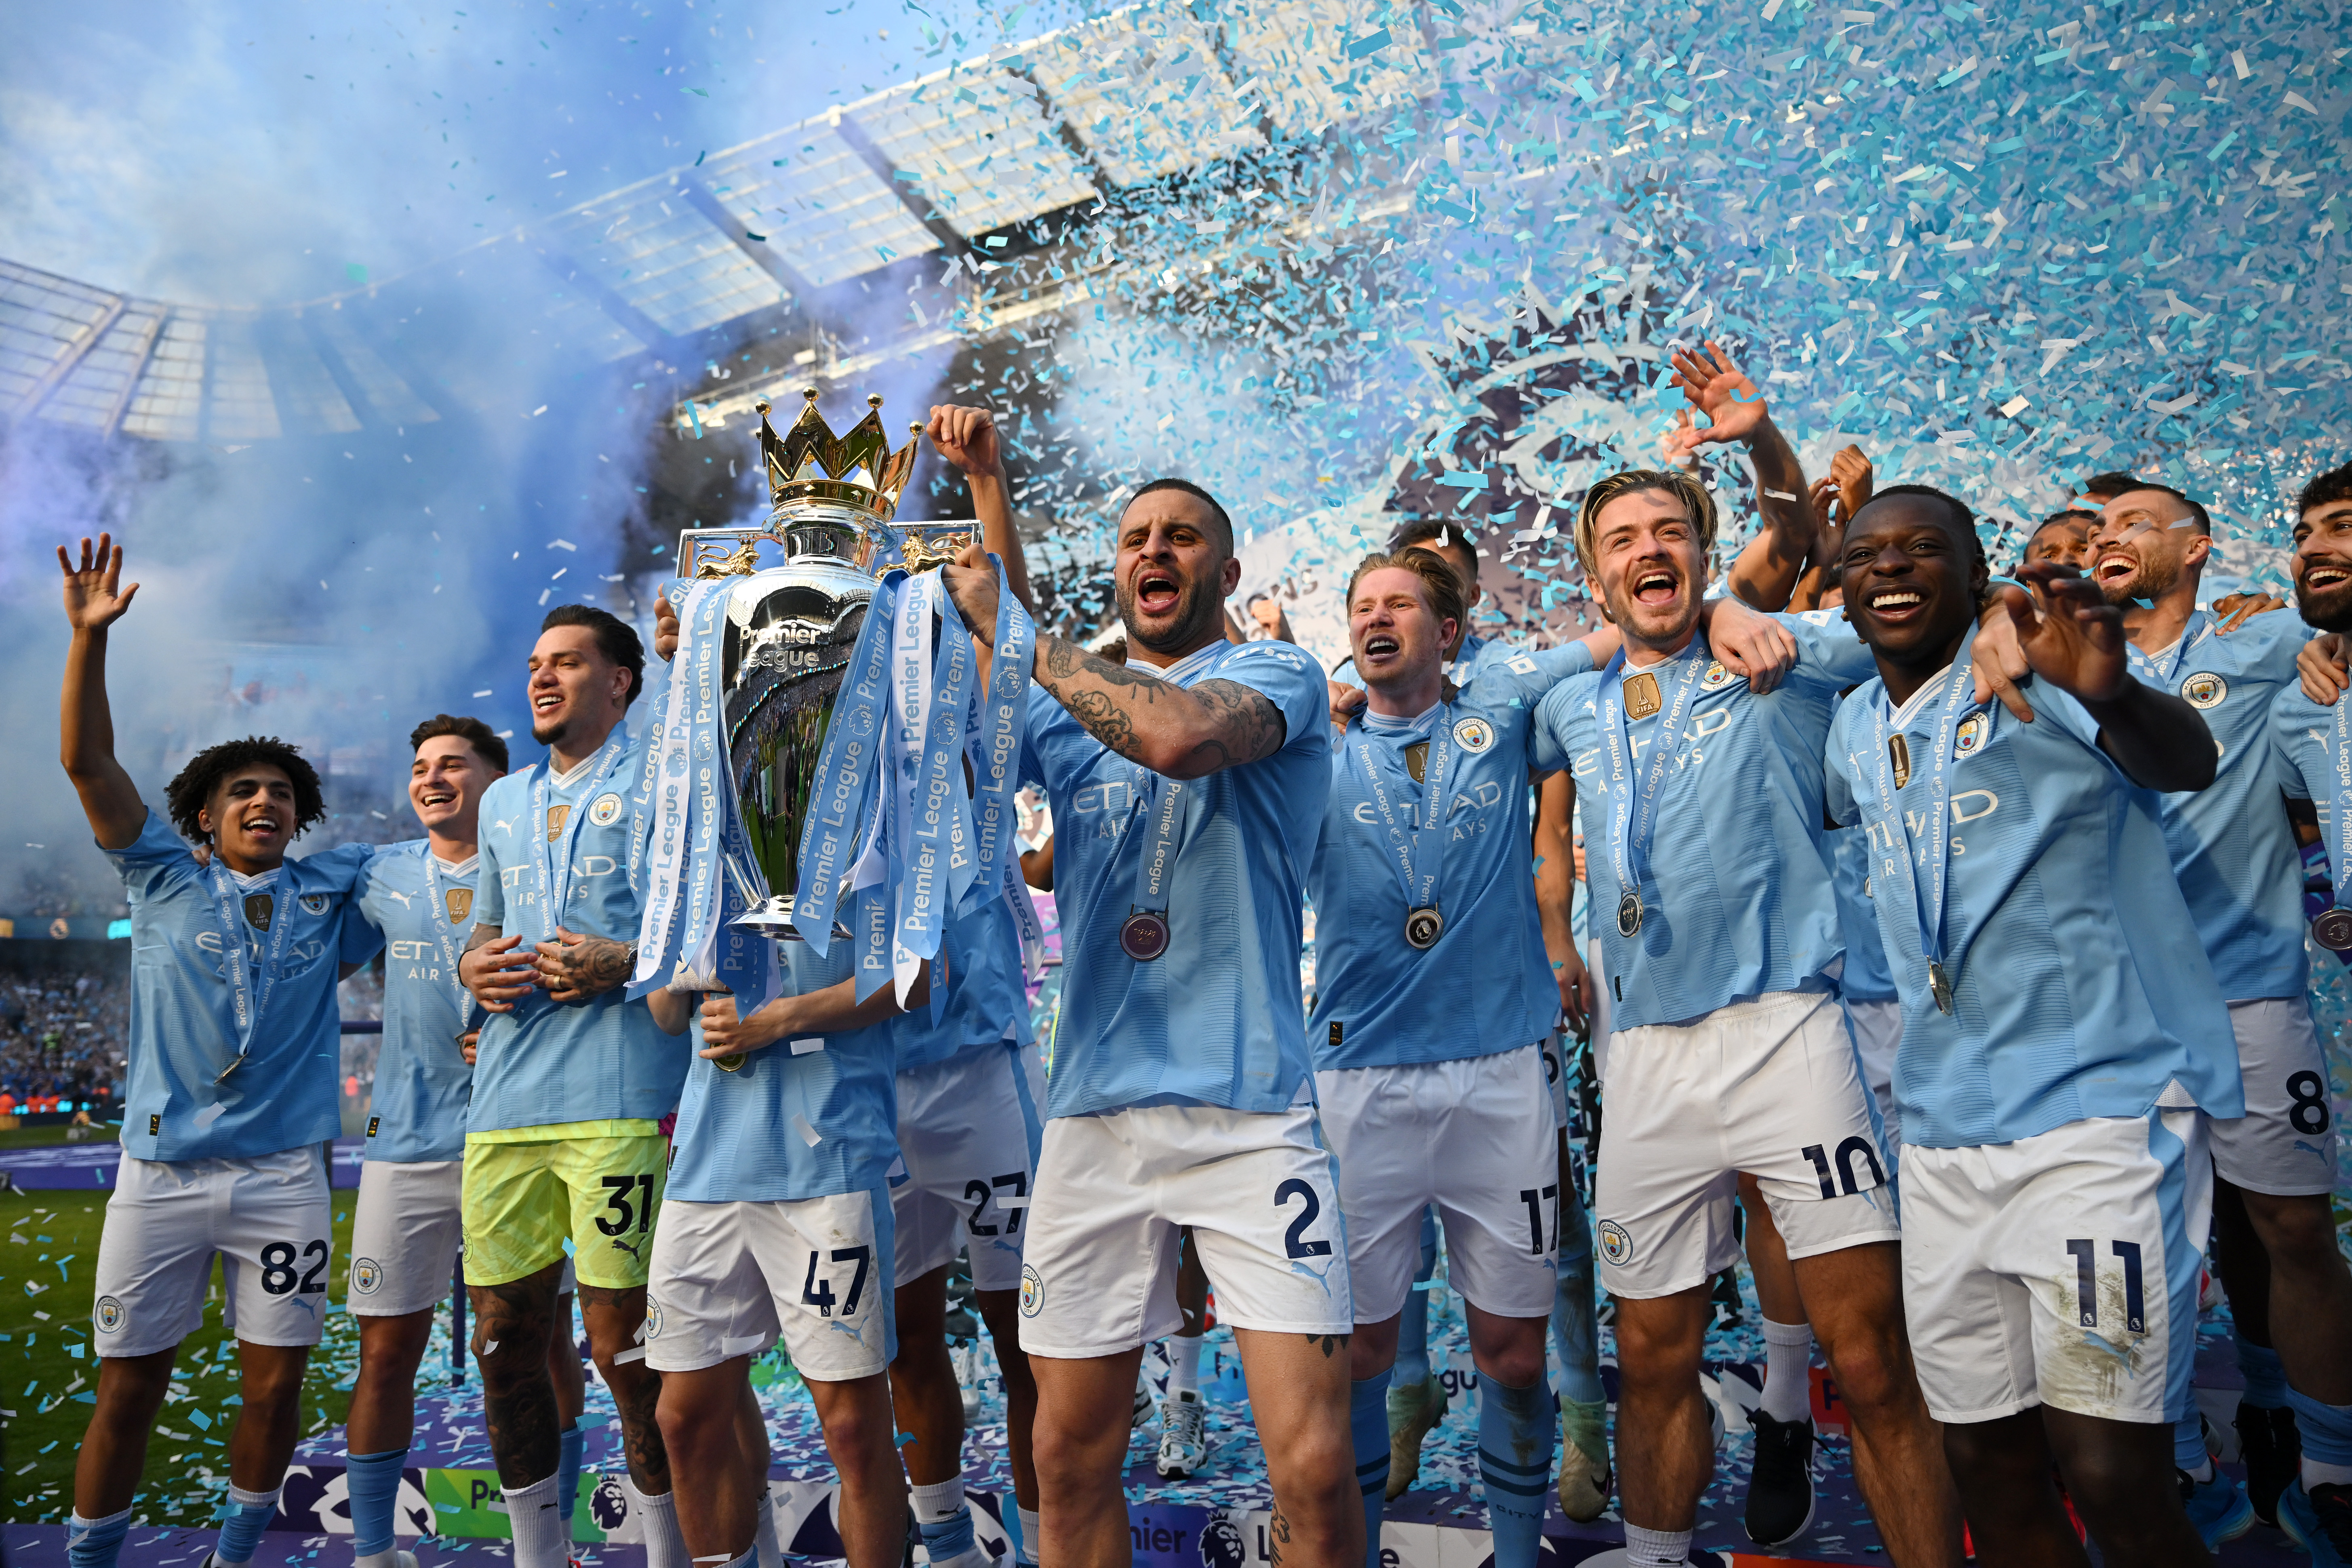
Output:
[942,547,1287,779]
[533,926,636,1005]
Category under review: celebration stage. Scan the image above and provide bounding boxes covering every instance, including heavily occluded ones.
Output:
[0,1303,2315,1566]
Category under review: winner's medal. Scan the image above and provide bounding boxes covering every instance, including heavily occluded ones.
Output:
[1120,909,1172,962]
[1122,772,1194,965]
[2316,909,2352,952]
[1929,960,1956,1016]
[1598,646,1708,959]
[1353,706,1458,960]
[1865,663,1977,1021]
[713,1052,748,1072]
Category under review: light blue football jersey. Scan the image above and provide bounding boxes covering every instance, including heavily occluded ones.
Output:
[1826,653,2243,1149]
[1825,826,1896,1003]
[662,931,900,1203]
[1019,638,1329,1116]
[469,726,687,1131]
[2268,676,2352,890]
[1329,630,1513,690]
[345,840,479,1162]
[1310,644,1594,1069]
[1531,613,1878,1031]
[2127,611,2309,1001]
[107,810,372,1161]
[889,893,1035,1073]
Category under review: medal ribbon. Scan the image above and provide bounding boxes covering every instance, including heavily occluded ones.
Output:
[1128,767,1201,923]
[1351,707,1455,921]
[1596,642,1709,922]
[204,861,299,1072]
[790,570,900,958]
[525,722,631,1023]
[2330,688,2352,917]
[1863,659,1978,1005]
[1004,857,1047,982]
[419,850,480,1027]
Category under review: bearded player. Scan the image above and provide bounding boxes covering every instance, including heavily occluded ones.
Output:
[57,537,374,1568]
[1312,549,1797,1567]
[2083,483,2351,1549]
[941,480,1356,1568]
[456,606,689,1568]
[2253,458,2352,1565]
[1531,468,1963,1568]
[1826,487,2240,1565]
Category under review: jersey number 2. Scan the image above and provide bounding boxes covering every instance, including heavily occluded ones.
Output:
[1274,1179,1333,1259]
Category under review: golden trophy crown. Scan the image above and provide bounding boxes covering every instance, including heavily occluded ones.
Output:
[758,388,921,526]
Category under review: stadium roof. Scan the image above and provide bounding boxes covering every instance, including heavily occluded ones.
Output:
[1,0,1456,444]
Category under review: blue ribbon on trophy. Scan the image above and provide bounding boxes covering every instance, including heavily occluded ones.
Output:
[791,554,1034,1007]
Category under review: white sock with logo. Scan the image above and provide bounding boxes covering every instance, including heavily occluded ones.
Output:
[631,1478,689,1568]
[501,1474,566,1568]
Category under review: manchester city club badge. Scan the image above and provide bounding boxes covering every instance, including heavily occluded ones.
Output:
[1452,715,1495,752]
[1955,712,1991,758]
[589,791,625,825]
[2180,672,2227,709]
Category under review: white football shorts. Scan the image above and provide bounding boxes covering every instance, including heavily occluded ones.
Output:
[1901,1108,2209,1425]
[92,1147,334,1357]
[645,1185,897,1382]
[1317,1043,1560,1323]
[1017,1101,1352,1358]
[1596,989,1897,1299]
[1842,997,1905,1171]
[2210,997,2337,1196]
[892,1041,1046,1292]
[348,1159,463,1317]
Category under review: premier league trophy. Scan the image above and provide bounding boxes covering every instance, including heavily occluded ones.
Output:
[671,389,974,937]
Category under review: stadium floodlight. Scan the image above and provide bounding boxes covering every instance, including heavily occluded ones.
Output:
[545,179,786,337]
[701,122,943,288]
[1015,6,1263,185]
[845,62,1099,239]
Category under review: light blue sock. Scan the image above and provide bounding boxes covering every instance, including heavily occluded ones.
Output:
[1352,1369,1393,1568]
[2287,1387,2352,1466]
[345,1448,407,1555]
[1478,1377,1556,1568]
[556,1419,586,1531]
[1551,1183,1604,1406]
[66,1506,132,1568]
[2174,1413,2211,1475]
[2238,1334,2288,1408]
[213,1484,279,1565]
[1394,1208,1439,1387]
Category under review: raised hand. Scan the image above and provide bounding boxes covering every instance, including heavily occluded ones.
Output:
[940,539,1005,637]
[1667,340,1769,448]
[927,404,1003,478]
[1828,444,1874,518]
[653,593,680,661]
[1659,408,1705,472]
[2000,562,2131,705]
[58,534,140,631]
